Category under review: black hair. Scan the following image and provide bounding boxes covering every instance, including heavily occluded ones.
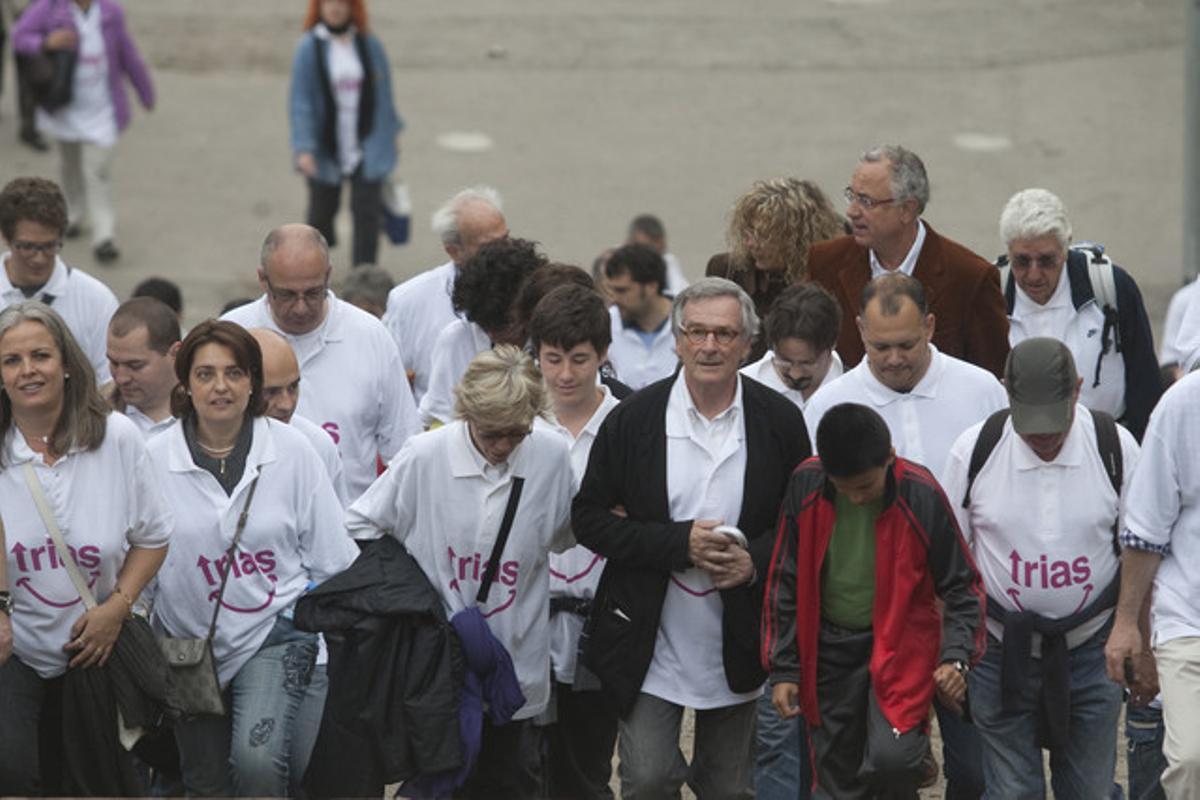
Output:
[816,403,892,478]
[628,214,665,243]
[132,277,183,315]
[765,283,841,352]
[452,237,547,334]
[530,284,611,356]
[604,243,667,293]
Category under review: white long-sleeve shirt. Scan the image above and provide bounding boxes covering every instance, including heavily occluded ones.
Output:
[383,260,458,405]
[222,294,420,500]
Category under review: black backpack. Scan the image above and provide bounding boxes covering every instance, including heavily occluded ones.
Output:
[961,409,1123,556]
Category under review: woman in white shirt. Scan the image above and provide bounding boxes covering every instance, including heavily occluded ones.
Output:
[348,345,574,799]
[0,300,172,794]
[289,0,402,267]
[148,320,356,797]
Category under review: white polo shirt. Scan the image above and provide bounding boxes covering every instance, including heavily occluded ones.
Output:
[0,254,119,384]
[122,405,176,440]
[640,373,758,710]
[222,294,420,501]
[1160,276,1200,367]
[942,406,1139,651]
[740,350,843,412]
[1009,276,1126,419]
[148,417,357,686]
[347,421,574,719]
[36,2,116,147]
[1121,372,1200,646]
[805,346,1007,486]
[1172,285,1200,372]
[418,318,491,426]
[382,260,458,405]
[2,413,173,678]
[292,413,349,507]
[605,306,678,390]
[536,386,621,684]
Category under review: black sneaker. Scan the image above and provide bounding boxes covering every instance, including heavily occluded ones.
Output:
[94,240,120,264]
[19,127,49,152]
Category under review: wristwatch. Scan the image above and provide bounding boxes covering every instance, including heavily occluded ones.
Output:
[951,660,970,676]
[0,591,13,616]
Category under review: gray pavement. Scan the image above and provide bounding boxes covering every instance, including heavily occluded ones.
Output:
[0,0,1186,334]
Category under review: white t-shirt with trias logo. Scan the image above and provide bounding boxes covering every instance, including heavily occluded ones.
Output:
[148,417,357,686]
[347,421,574,719]
[2,414,173,678]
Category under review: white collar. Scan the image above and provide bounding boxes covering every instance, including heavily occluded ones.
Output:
[1012,266,1073,318]
[858,344,944,406]
[163,415,279,479]
[870,220,926,277]
[545,385,619,443]
[1011,406,1086,471]
[447,419,529,481]
[665,371,745,437]
[254,291,342,344]
[0,253,71,301]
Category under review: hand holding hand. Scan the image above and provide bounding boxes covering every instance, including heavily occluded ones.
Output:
[705,544,754,589]
[688,520,727,570]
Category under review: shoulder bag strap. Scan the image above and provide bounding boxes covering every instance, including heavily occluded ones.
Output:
[206,475,261,642]
[22,461,98,610]
[476,477,525,605]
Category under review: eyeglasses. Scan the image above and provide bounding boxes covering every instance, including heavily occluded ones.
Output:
[681,326,741,346]
[474,427,532,445]
[843,187,898,211]
[11,239,63,257]
[265,278,327,307]
[1010,253,1062,270]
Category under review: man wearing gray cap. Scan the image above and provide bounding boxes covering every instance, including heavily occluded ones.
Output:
[940,337,1140,798]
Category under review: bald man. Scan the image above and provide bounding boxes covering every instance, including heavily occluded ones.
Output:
[223,224,419,501]
[250,327,349,507]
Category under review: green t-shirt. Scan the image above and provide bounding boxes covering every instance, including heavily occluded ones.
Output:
[820,492,881,630]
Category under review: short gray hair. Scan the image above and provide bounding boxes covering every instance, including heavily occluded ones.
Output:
[431,185,504,247]
[259,224,331,270]
[671,277,760,342]
[999,188,1073,250]
[338,265,395,310]
[862,145,929,214]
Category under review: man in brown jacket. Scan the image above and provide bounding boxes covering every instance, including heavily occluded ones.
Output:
[808,145,1009,379]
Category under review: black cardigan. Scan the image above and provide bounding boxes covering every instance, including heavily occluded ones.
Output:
[572,374,811,715]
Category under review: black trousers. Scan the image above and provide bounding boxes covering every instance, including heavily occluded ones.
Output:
[545,681,618,800]
[455,717,543,800]
[305,165,382,266]
[0,656,66,795]
[2,11,39,133]
[811,621,928,800]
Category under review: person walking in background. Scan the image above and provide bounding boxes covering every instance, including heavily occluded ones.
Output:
[3,0,51,151]
[289,0,402,267]
[12,0,154,264]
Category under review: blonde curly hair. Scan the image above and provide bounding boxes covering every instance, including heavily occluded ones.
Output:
[726,178,845,283]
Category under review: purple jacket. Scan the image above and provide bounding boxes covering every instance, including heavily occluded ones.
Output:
[13,0,154,132]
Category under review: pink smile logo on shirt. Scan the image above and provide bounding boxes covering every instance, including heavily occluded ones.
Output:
[16,571,100,608]
[549,553,604,583]
[197,550,279,614]
[10,540,103,608]
[670,575,718,597]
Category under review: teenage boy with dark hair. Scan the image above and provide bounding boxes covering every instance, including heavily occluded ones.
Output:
[530,283,621,799]
[762,402,986,799]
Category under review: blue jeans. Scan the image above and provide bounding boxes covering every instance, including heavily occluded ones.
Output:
[933,696,984,799]
[174,617,318,797]
[288,663,328,798]
[1125,704,1166,800]
[756,690,812,800]
[969,624,1122,800]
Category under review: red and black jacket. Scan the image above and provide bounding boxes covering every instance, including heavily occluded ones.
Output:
[761,456,986,733]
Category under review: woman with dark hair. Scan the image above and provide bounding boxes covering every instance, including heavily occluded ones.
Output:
[289,0,402,267]
[0,300,172,794]
[147,320,356,797]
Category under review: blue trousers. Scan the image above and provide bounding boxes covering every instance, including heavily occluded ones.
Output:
[755,689,812,799]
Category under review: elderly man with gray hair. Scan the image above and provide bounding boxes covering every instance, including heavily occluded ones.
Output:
[808,145,1010,380]
[997,188,1161,440]
[382,185,508,403]
[573,277,811,798]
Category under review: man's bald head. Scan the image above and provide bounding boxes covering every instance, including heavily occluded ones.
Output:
[257,224,332,334]
[250,328,302,423]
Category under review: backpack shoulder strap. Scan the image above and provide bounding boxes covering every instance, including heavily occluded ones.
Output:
[1087,253,1118,313]
[1089,410,1123,556]
[963,409,1011,508]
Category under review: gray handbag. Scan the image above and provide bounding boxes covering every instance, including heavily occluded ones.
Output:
[159,476,260,717]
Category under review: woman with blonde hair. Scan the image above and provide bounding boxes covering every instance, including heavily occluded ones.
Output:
[0,300,172,794]
[706,177,845,360]
[348,344,574,798]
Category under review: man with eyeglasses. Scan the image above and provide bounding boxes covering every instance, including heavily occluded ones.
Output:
[808,145,1009,380]
[573,277,810,799]
[0,176,118,383]
[741,283,843,414]
[222,223,419,502]
[998,188,1160,441]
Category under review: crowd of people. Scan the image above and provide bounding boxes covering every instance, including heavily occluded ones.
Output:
[1,2,1199,800]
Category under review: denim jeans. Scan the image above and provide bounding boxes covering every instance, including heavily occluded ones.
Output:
[969,623,1122,799]
[174,617,318,797]
[1125,704,1166,800]
[0,656,65,795]
[617,692,757,800]
[288,663,328,798]
[756,690,812,800]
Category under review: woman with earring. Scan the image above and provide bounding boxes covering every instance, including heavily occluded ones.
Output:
[0,300,173,795]
[147,320,356,797]
[289,0,402,267]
